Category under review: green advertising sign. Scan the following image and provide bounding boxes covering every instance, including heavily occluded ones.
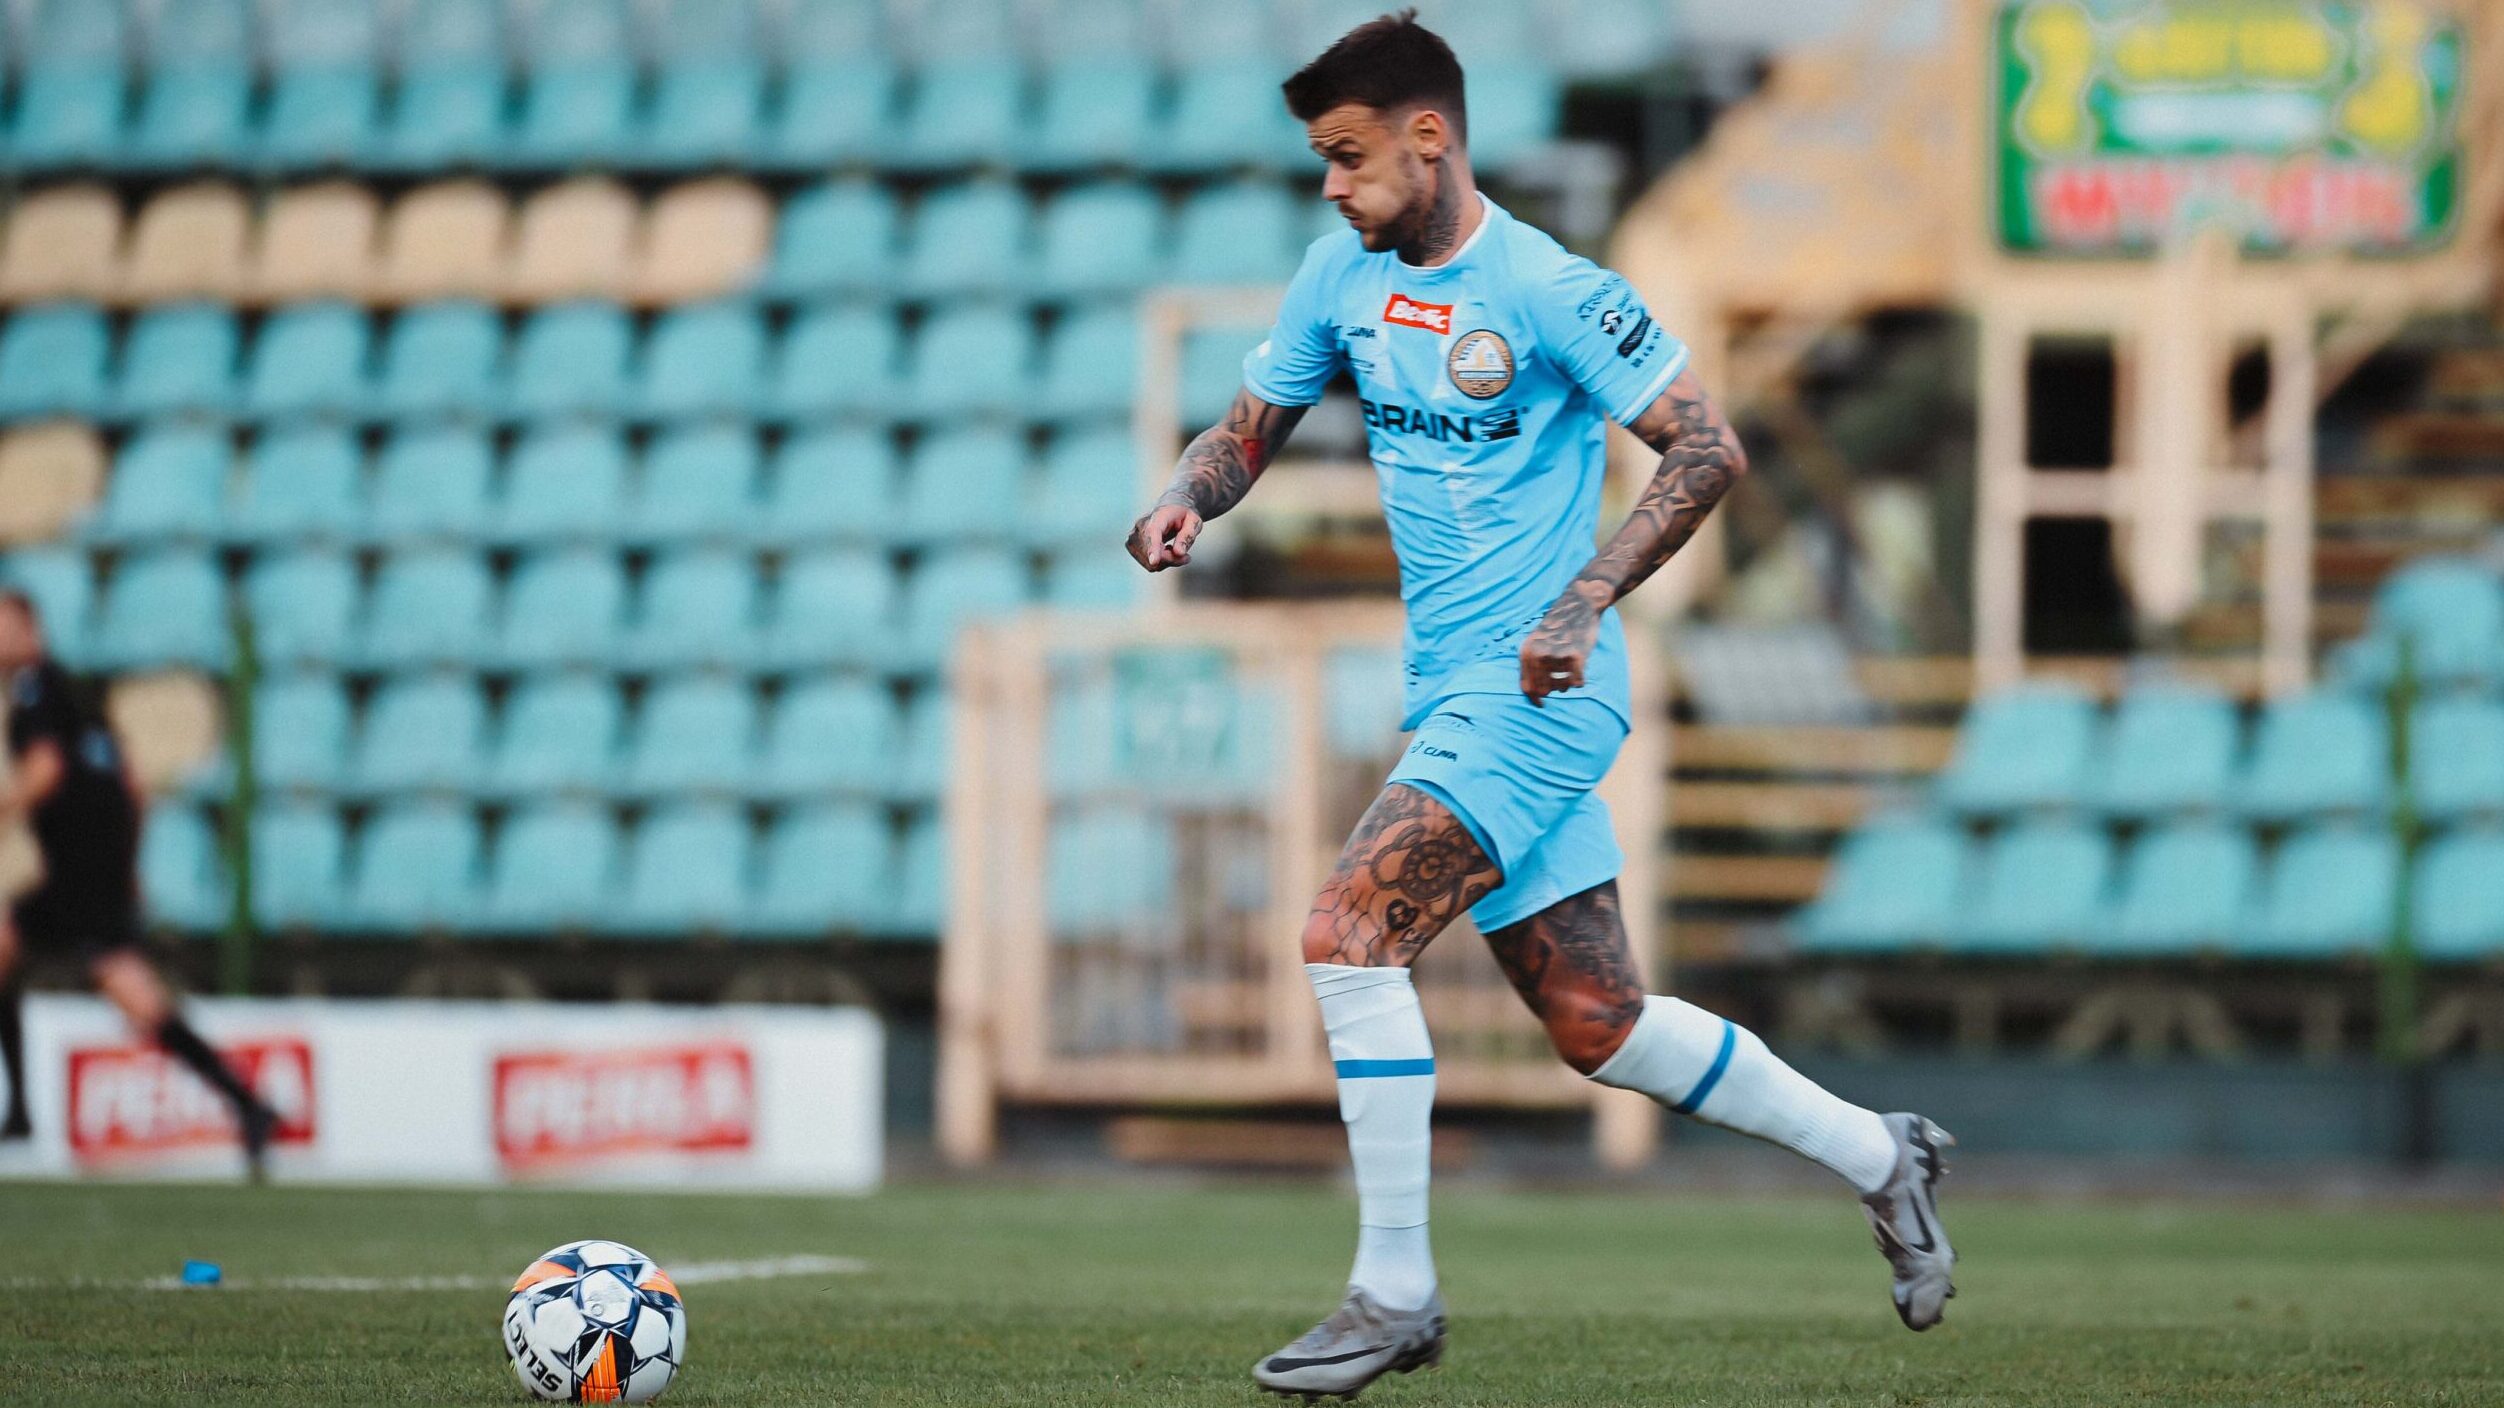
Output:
[1995,0,2466,254]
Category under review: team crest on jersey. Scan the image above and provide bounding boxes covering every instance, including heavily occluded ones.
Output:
[1446,330,1513,399]
[1382,293,1453,334]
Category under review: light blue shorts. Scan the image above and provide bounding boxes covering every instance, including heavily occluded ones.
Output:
[1383,692,1628,932]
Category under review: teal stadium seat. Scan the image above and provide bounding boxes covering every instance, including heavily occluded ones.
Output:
[1042,550,1141,609]
[1180,326,1265,426]
[2107,821,2259,956]
[350,673,486,796]
[898,547,1028,674]
[640,0,765,168]
[893,57,1025,171]
[1026,57,1157,172]
[8,0,129,168]
[1952,819,2112,953]
[1322,645,1406,760]
[508,0,635,168]
[376,0,507,169]
[342,801,482,933]
[635,304,768,422]
[249,671,351,792]
[242,549,359,667]
[1047,804,1176,935]
[612,802,751,935]
[1038,304,1140,422]
[486,672,620,797]
[901,182,1031,300]
[365,425,494,543]
[1548,0,1674,78]
[0,305,111,420]
[883,812,944,937]
[624,549,760,670]
[1173,181,1299,285]
[92,549,227,670]
[251,800,345,929]
[507,303,632,420]
[622,676,757,797]
[244,303,373,421]
[235,428,363,551]
[759,428,895,547]
[1033,0,1152,62]
[0,547,94,662]
[1154,63,1307,173]
[890,690,951,804]
[758,674,896,798]
[2410,696,2504,821]
[483,802,618,932]
[2240,825,2400,959]
[769,303,901,422]
[630,425,760,544]
[905,304,1034,421]
[752,802,889,936]
[899,428,1027,544]
[1463,63,1563,169]
[1045,674,1116,798]
[2414,829,2504,961]
[766,548,896,671]
[375,302,504,422]
[1795,813,1967,953]
[115,304,240,420]
[498,424,629,544]
[359,547,492,669]
[2335,557,2504,690]
[2090,682,2240,818]
[139,801,226,931]
[764,181,899,301]
[2237,689,2388,821]
[495,547,625,669]
[126,0,255,170]
[87,425,231,544]
[258,0,384,169]
[1030,427,1138,549]
[1034,182,1167,298]
[1936,682,2097,815]
[765,53,895,170]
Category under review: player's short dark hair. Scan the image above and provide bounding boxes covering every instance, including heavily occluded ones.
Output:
[1282,8,1468,143]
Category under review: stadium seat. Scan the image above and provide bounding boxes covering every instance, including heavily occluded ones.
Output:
[1044,675,1117,797]
[247,183,383,302]
[897,547,1027,674]
[1032,0,1154,61]
[763,181,899,301]
[764,54,896,170]
[2106,820,2261,956]
[374,301,504,421]
[1179,326,1264,426]
[1465,63,1563,168]
[230,428,363,546]
[904,304,1034,420]
[0,304,110,420]
[350,674,486,796]
[765,549,896,671]
[2237,689,2389,821]
[639,0,766,168]
[86,425,232,544]
[629,179,771,305]
[259,64,382,171]
[118,182,250,304]
[751,801,889,936]
[1030,427,1139,548]
[1936,683,2098,815]
[623,549,761,670]
[621,676,757,797]
[2413,829,2504,961]
[900,182,1031,300]
[92,549,228,671]
[1322,646,1407,761]
[6,53,127,171]
[1038,303,1142,422]
[634,304,768,421]
[499,424,629,544]
[1047,804,1175,934]
[242,548,359,667]
[1154,63,1307,172]
[899,429,1028,545]
[375,181,511,303]
[2090,682,2240,818]
[486,672,620,797]
[507,302,632,419]
[0,546,95,661]
[1547,0,1675,77]
[342,801,483,934]
[1408,0,1543,68]
[882,811,945,937]
[768,303,902,423]
[504,178,636,303]
[126,0,255,170]
[1032,182,1167,299]
[374,0,506,170]
[139,801,227,932]
[495,547,625,670]
[629,425,761,545]
[2410,696,2504,821]
[2240,825,2400,959]
[244,303,373,421]
[759,428,896,547]
[1026,57,1158,172]
[611,802,751,934]
[251,800,346,929]
[0,425,106,548]
[248,671,352,792]
[757,674,897,799]
[1042,549,1140,608]
[893,57,1025,171]
[113,304,239,420]
[483,801,620,932]
[1794,813,1967,952]
[0,186,123,303]
[1172,181,1299,285]
[2335,557,2504,690]
[1952,819,2112,953]
[359,547,492,669]
[508,0,636,168]
[780,0,886,56]
[365,425,494,543]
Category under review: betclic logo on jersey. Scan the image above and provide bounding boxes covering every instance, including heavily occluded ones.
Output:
[1382,293,1453,334]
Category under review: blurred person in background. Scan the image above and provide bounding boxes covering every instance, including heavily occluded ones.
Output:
[0,589,276,1178]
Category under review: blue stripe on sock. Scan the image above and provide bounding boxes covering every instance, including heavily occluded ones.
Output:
[1670,1020,1737,1115]
[1334,1058,1436,1079]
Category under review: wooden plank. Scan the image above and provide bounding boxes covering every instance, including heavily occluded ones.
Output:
[1672,780,1881,830]
[1672,724,1955,774]
[1108,1117,1476,1169]
[1668,855,1829,903]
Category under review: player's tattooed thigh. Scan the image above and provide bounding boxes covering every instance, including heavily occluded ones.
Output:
[1483,882,1644,1041]
[1307,784,1501,966]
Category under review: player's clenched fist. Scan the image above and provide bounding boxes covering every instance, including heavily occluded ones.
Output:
[1519,583,1606,705]
[1126,503,1203,571]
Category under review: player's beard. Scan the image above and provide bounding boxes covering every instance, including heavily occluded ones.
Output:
[1383,154,1465,265]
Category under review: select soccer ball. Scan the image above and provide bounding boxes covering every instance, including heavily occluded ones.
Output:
[503,1239,687,1404]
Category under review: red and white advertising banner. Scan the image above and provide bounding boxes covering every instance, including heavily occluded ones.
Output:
[0,998,881,1190]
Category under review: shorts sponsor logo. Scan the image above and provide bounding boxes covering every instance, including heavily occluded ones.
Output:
[492,1044,756,1172]
[68,1037,316,1164]
[1446,330,1514,399]
[1382,293,1453,334]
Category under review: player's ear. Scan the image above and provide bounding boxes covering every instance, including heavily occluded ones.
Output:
[1407,107,1450,162]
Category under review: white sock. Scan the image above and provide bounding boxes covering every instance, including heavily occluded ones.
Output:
[1588,994,1899,1194]
[1307,963,1438,1310]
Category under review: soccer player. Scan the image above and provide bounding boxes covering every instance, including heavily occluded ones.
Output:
[0,590,277,1177]
[1125,13,1956,1398]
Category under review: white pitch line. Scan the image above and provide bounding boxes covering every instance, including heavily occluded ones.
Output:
[4,1253,869,1293]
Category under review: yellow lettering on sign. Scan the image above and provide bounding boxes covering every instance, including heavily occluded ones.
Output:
[2339,1,2431,153]
[2111,4,2338,86]
[2015,1,2097,154]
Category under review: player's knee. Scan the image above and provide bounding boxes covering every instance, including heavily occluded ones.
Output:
[1299,899,1411,968]
[1545,991,1643,1075]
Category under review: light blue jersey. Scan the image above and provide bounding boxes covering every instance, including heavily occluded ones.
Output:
[1242,196,1688,732]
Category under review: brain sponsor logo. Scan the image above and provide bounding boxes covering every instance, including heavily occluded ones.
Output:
[493,1045,756,1172]
[1382,293,1453,334]
[68,1037,316,1164]
[1446,330,1514,399]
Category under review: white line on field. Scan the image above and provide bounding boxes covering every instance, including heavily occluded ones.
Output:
[3,1253,870,1293]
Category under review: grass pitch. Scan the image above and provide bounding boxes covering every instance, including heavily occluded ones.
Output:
[2,1177,2499,1406]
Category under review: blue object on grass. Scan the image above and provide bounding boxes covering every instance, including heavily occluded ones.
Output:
[181,1260,222,1286]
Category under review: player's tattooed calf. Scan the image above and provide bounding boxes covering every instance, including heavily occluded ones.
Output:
[1483,881,1645,1072]
[1305,784,1501,967]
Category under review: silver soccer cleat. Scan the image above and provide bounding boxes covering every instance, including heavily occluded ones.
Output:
[1252,1288,1446,1400]
[1861,1112,1957,1331]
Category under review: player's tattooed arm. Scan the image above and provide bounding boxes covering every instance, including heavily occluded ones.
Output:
[1519,367,1746,703]
[1125,388,1308,572]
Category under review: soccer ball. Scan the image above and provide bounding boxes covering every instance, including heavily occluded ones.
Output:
[503,1239,687,1403]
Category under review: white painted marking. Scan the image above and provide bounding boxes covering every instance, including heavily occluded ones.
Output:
[3,1254,869,1293]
